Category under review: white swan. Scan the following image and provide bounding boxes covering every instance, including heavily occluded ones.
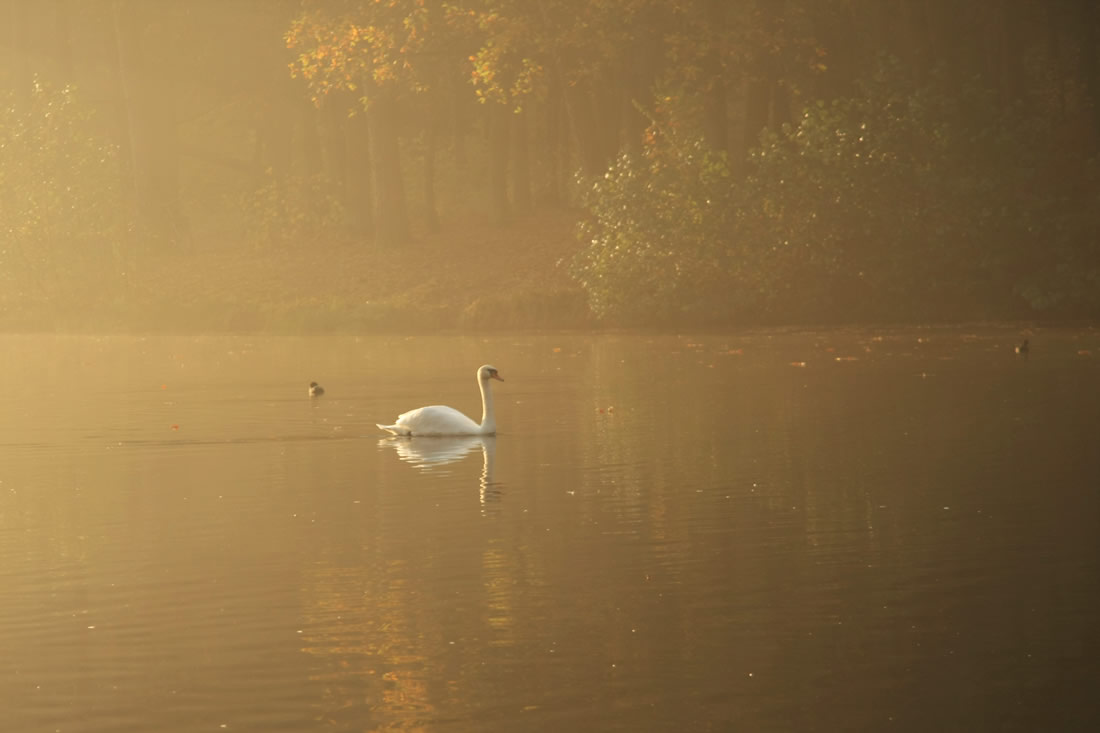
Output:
[376,365,503,436]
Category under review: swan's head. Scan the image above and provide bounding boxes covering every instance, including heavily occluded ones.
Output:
[478,365,503,382]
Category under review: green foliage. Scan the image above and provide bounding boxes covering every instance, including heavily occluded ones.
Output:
[744,59,1100,319]
[574,58,1100,324]
[0,81,127,297]
[239,171,348,249]
[572,130,749,324]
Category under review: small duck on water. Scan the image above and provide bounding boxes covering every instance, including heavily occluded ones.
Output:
[1015,339,1030,357]
[309,381,325,397]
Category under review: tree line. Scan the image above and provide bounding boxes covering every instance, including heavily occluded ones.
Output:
[2,0,1099,323]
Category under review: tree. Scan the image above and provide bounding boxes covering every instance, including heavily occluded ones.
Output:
[286,1,439,245]
[111,0,188,249]
[0,81,127,299]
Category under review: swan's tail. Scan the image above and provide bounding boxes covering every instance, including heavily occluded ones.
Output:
[377,423,412,436]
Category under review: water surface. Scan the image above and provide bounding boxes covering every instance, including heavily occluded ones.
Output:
[1,328,1098,731]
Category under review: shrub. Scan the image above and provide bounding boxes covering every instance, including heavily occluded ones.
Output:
[572,136,750,324]
[0,81,128,300]
[573,58,1100,324]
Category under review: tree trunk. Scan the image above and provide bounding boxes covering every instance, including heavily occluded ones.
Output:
[452,85,468,170]
[566,84,603,175]
[345,111,374,240]
[112,0,186,250]
[368,88,409,245]
[511,108,532,215]
[741,0,788,158]
[423,97,440,232]
[544,78,564,204]
[5,1,32,103]
[991,0,1026,108]
[322,98,347,193]
[622,41,656,154]
[54,0,74,79]
[594,74,622,165]
[300,100,322,177]
[1076,0,1100,151]
[701,0,729,155]
[488,102,511,224]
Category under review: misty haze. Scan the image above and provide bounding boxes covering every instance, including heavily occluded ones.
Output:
[2,2,1099,732]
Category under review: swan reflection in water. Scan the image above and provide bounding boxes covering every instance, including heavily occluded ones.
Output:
[377,435,500,506]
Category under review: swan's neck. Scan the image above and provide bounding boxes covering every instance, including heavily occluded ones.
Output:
[479,378,496,434]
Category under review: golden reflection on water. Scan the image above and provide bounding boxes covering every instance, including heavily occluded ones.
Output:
[2,330,1098,731]
[299,561,436,727]
[483,543,515,647]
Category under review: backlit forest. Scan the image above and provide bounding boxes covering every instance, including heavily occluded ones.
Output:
[2,1,1098,328]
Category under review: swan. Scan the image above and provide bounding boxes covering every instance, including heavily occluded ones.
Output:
[377,365,503,436]
[309,381,325,397]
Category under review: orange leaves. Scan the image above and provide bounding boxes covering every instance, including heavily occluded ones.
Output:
[285,5,430,100]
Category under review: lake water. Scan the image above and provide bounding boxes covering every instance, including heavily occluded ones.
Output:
[1,328,1098,732]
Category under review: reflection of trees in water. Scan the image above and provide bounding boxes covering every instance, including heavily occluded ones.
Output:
[378,435,501,508]
[297,562,437,727]
[297,436,507,725]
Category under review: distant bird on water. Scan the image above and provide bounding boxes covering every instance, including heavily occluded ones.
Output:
[1015,339,1030,357]
[309,381,325,397]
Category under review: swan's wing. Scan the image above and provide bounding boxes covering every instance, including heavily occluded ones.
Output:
[388,405,480,436]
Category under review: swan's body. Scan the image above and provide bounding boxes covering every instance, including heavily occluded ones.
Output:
[377,365,503,436]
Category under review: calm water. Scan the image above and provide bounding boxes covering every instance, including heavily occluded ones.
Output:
[1,328,1098,732]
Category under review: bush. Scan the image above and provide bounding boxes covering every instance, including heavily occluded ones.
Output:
[572,58,1100,324]
[572,136,751,325]
[0,81,128,301]
[744,59,1100,320]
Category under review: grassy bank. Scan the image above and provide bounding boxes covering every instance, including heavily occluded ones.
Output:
[1,209,592,333]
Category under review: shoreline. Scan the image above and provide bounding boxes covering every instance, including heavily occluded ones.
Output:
[3,208,1096,334]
